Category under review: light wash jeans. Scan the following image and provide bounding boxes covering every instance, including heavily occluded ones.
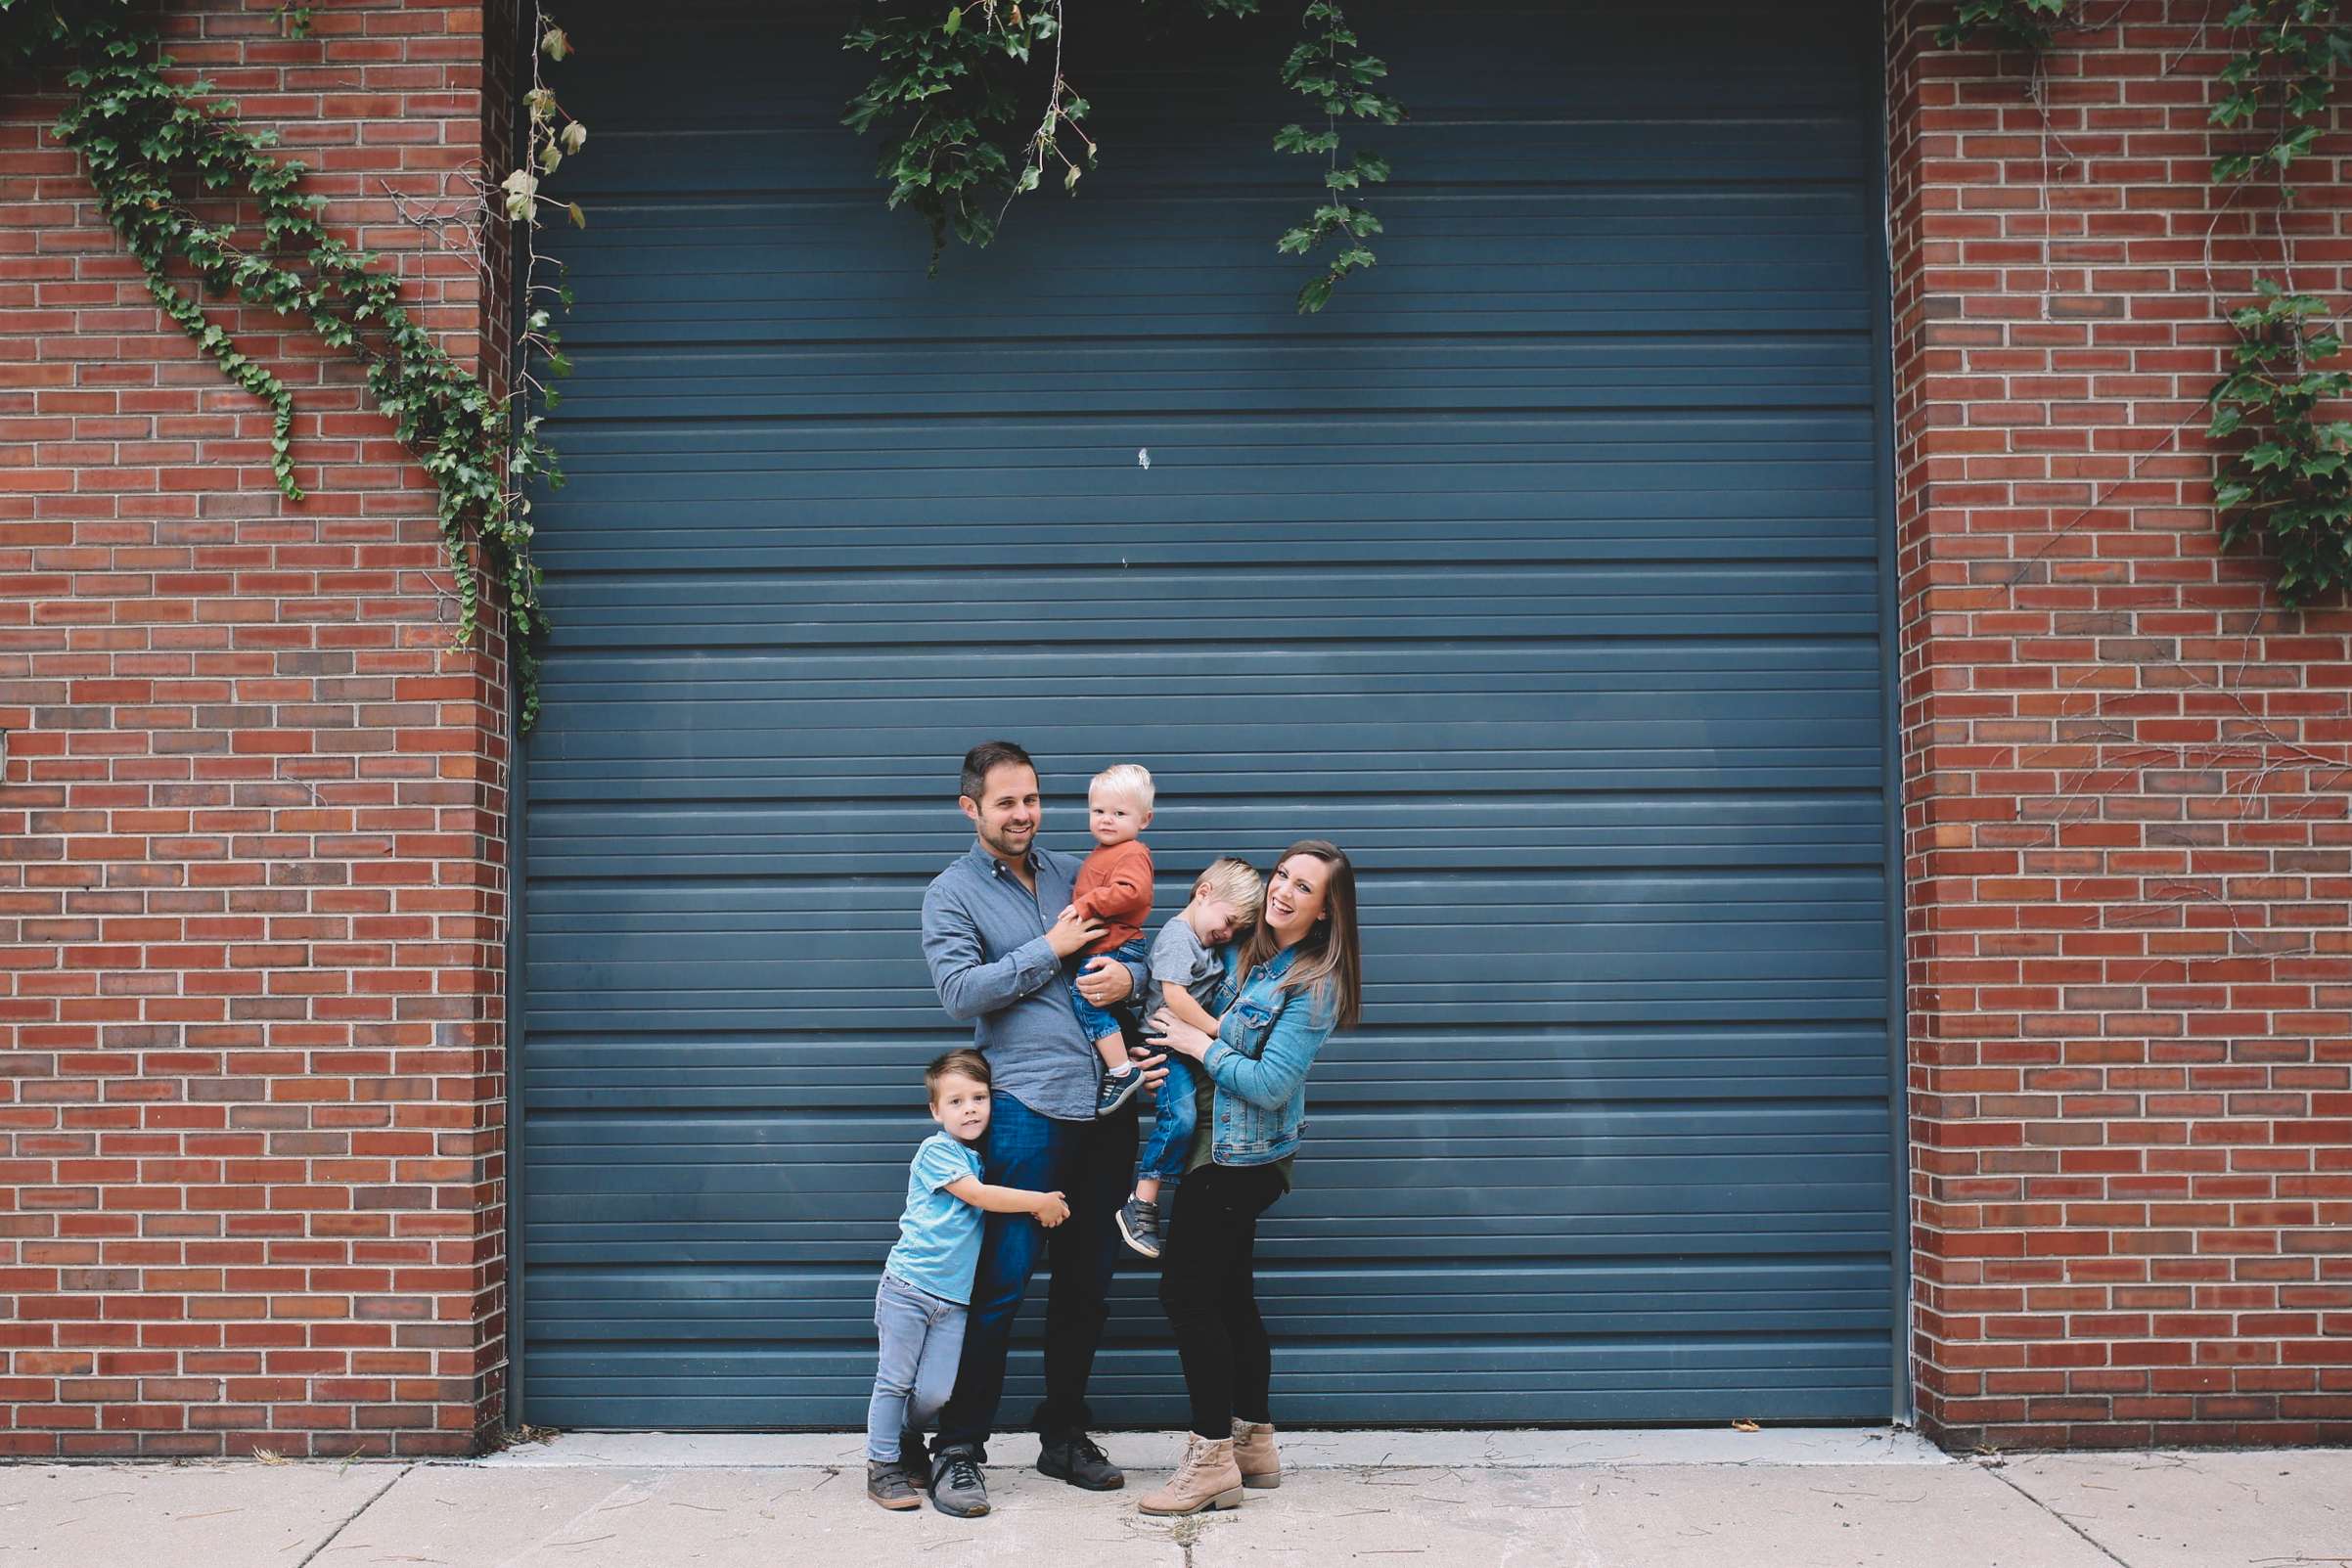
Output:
[1136,1053,1198,1184]
[866,1272,967,1463]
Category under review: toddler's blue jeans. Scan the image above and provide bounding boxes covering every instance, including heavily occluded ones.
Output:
[1137,1054,1199,1184]
[1068,936,1150,1046]
[866,1272,966,1463]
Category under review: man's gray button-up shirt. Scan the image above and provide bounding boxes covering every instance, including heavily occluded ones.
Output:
[921,840,1150,1123]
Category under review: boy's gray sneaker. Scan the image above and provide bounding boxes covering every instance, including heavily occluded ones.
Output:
[1115,1197,1161,1259]
[929,1447,990,1517]
[867,1458,922,1510]
[1095,1065,1145,1118]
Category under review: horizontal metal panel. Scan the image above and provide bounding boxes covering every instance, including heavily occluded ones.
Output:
[524,794,1885,877]
[521,0,1892,1428]
[550,337,1877,423]
[520,1023,1892,1113]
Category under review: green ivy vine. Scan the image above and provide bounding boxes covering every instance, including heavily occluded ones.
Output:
[1,0,575,726]
[842,0,1403,312]
[1941,0,2352,605]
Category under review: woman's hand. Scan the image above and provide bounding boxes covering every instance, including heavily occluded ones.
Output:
[1149,1007,1214,1062]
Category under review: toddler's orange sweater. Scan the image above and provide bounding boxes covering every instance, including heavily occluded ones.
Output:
[1069,839,1153,955]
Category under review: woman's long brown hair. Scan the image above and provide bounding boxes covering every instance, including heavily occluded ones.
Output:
[1230,840,1361,1032]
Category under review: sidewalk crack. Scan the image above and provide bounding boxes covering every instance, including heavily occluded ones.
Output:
[1989,1467,2132,1568]
[293,1463,414,1568]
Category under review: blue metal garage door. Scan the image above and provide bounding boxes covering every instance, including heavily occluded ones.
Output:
[517,0,1901,1428]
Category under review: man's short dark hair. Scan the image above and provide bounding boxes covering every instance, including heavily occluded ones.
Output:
[960,740,1035,803]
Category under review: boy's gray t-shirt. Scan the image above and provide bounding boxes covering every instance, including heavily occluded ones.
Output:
[1150,918,1225,1008]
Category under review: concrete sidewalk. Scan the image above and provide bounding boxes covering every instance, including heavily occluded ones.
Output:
[2,1429,2345,1567]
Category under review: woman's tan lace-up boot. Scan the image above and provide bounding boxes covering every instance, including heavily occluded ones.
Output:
[1230,1418,1281,1488]
[1136,1434,1244,1515]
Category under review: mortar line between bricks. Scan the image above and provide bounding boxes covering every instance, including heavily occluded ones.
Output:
[1988,1466,2132,1568]
[291,1462,414,1568]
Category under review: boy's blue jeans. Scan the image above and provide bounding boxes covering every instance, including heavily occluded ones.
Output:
[1137,1054,1199,1184]
[1068,936,1150,1046]
[866,1272,966,1463]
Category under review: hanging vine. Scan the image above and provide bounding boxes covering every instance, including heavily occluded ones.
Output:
[1941,0,2352,605]
[842,0,1403,311]
[0,0,582,726]
[1273,0,1401,313]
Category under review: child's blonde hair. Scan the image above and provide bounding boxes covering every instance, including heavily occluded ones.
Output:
[1090,762,1154,811]
[1193,857,1264,921]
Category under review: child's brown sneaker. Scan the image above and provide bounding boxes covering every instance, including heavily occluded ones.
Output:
[867,1457,922,1510]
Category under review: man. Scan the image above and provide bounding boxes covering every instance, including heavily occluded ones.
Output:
[916,739,1160,1517]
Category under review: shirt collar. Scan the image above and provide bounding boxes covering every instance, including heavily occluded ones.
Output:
[970,839,1038,879]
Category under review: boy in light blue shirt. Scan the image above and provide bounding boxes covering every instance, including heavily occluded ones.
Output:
[868,1049,1070,1514]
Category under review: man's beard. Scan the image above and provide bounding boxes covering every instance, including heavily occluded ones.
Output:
[976,820,1032,863]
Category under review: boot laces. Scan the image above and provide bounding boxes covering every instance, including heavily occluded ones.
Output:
[938,1453,984,1493]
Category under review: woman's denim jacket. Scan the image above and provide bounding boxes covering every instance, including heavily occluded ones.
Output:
[1199,944,1338,1166]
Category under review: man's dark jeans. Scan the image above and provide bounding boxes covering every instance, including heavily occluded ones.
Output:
[935,1088,1135,1455]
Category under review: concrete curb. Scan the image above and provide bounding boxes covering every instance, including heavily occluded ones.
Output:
[471,1426,1952,1470]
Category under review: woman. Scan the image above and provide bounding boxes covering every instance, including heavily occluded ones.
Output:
[1135,840,1362,1517]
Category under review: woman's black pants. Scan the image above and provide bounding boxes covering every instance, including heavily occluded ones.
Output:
[1156,1159,1288,1441]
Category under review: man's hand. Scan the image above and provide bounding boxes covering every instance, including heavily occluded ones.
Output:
[1032,1190,1070,1228]
[1074,953,1133,1006]
[1045,907,1107,959]
[1125,1043,1169,1090]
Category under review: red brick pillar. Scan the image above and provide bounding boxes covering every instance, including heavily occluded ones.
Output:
[1,0,511,1457]
[1890,1,2352,1448]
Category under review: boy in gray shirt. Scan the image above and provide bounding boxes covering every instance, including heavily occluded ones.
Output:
[1115,858,1265,1258]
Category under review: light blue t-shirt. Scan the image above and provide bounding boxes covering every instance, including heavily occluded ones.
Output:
[883,1132,986,1305]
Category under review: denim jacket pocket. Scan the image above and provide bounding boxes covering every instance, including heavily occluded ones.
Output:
[1228,997,1278,1061]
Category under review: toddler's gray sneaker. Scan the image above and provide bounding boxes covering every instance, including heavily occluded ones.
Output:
[1116,1197,1161,1259]
[1095,1064,1145,1117]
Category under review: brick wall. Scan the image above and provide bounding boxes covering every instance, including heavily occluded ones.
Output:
[7,0,2349,1457]
[1889,1,2352,1448]
[0,0,512,1457]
